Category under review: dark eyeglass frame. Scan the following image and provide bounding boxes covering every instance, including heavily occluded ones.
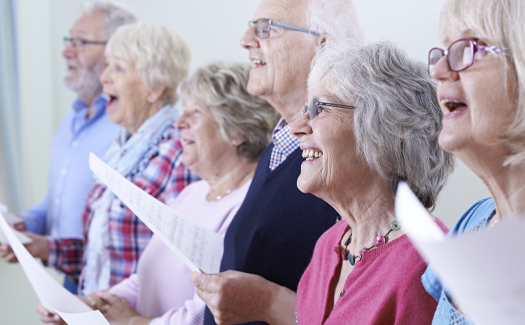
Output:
[428,38,507,75]
[248,18,320,39]
[63,37,107,50]
[303,98,356,120]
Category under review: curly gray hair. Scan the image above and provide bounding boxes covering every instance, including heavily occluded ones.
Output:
[178,62,280,161]
[80,1,137,38]
[308,40,455,210]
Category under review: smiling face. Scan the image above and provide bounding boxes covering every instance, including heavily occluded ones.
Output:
[175,98,240,179]
[62,13,108,101]
[100,54,156,134]
[291,77,371,199]
[431,29,518,159]
[239,0,318,120]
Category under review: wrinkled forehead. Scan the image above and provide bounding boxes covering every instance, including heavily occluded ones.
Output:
[71,13,108,38]
[254,0,309,26]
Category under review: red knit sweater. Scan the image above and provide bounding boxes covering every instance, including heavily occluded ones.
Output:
[297,219,448,325]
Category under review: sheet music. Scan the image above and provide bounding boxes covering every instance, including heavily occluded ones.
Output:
[88,152,223,274]
[56,310,110,325]
[395,182,525,325]
[0,211,109,325]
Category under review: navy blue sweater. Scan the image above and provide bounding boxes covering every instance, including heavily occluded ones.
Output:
[204,144,339,325]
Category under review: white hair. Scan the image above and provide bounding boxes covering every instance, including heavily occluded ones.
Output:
[306,0,364,43]
[308,40,454,210]
[80,1,137,38]
[105,22,191,106]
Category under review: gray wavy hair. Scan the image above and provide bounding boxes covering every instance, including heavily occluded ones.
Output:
[80,1,137,38]
[308,40,455,210]
[178,62,280,161]
[106,22,191,106]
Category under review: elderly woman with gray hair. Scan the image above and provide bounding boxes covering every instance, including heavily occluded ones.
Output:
[36,22,198,324]
[289,40,454,324]
[78,61,278,325]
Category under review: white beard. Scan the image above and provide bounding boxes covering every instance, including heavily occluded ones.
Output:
[64,59,105,101]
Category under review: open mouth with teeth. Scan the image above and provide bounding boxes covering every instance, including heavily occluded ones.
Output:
[181,139,195,146]
[440,98,467,115]
[302,149,323,160]
[252,59,266,68]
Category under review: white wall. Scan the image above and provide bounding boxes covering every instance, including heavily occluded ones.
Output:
[1,0,491,323]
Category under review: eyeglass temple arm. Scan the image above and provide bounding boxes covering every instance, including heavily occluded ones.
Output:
[270,21,321,36]
[319,102,356,110]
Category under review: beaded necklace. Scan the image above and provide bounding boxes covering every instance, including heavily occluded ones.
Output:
[342,220,401,266]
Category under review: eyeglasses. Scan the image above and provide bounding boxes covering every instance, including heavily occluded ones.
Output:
[63,37,107,51]
[428,38,507,75]
[248,18,320,39]
[303,98,356,120]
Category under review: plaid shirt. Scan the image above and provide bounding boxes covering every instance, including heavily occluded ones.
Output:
[269,118,300,170]
[47,125,198,289]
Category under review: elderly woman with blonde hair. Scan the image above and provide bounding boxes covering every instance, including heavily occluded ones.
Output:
[36,22,198,324]
[423,0,525,323]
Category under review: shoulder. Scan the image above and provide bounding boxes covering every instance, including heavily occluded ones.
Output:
[449,197,495,236]
[311,220,346,254]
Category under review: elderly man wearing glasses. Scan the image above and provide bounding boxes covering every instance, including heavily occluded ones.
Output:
[190,0,364,324]
[0,1,136,294]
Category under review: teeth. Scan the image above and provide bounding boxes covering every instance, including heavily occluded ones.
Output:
[440,98,466,112]
[302,149,323,160]
[252,59,265,65]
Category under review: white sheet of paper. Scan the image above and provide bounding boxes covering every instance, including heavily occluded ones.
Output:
[0,202,7,213]
[0,226,32,244]
[88,152,224,274]
[0,212,109,325]
[56,310,110,325]
[395,182,525,325]
[0,202,31,244]
[0,202,25,224]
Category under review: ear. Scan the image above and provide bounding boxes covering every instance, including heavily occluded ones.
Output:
[147,82,168,104]
[317,34,334,48]
[231,137,244,147]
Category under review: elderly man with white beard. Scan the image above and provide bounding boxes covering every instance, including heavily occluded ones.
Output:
[0,1,136,294]
[191,0,364,324]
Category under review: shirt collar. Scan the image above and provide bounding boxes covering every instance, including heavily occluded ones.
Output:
[72,93,108,119]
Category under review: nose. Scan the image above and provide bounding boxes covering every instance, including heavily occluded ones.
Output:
[290,109,312,139]
[430,56,460,82]
[62,41,77,59]
[99,64,111,86]
[240,25,260,50]
[174,112,189,130]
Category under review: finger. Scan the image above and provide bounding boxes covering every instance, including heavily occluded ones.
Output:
[95,291,121,305]
[13,222,25,231]
[5,252,18,263]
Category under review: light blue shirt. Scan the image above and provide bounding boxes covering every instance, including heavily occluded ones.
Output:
[22,94,119,239]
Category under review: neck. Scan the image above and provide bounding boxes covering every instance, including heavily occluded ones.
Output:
[458,148,525,221]
[126,102,163,135]
[323,175,404,252]
[265,91,305,124]
[205,157,257,202]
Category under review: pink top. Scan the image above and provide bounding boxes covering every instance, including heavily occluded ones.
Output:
[109,179,251,325]
[297,219,448,325]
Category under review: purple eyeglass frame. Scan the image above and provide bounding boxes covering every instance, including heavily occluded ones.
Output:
[428,38,507,75]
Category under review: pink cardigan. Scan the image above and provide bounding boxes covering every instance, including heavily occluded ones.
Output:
[297,219,447,325]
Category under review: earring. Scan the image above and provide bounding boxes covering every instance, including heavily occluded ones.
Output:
[148,96,155,103]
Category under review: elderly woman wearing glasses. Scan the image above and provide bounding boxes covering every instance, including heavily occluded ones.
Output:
[422,0,525,323]
[289,40,453,324]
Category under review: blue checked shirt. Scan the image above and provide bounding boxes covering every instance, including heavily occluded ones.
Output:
[269,118,300,170]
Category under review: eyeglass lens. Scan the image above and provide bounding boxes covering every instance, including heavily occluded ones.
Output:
[255,19,270,39]
[428,39,474,74]
[303,98,320,120]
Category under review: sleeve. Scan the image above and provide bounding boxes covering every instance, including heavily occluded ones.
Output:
[21,197,49,235]
[109,274,140,309]
[396,264,438,325]
[46,237,84,276]
[149,291,206,325]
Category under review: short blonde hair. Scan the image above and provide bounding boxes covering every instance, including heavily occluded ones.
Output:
[439,0,525,165]
[105,22,191,106]
[178,62,280,161]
